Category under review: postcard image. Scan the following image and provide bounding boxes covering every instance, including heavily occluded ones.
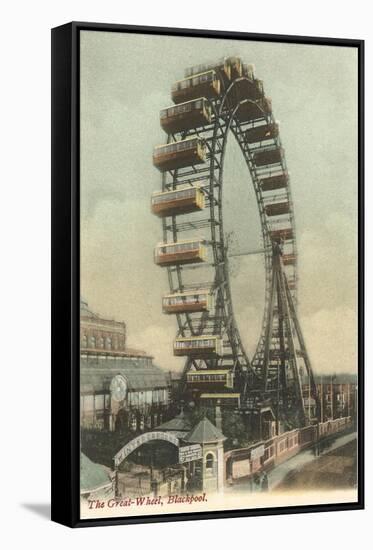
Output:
[78,30,360,521]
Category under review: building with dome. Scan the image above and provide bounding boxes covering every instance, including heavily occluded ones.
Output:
[80,297,171,433]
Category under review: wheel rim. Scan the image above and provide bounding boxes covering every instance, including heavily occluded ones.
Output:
[156,60,298,403]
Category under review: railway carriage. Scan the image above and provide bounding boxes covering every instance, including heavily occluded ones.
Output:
[185,56,243,81]
[162,289,213,314]
[260,172,288,191]
[153,137,206,172]
[185,58,232,81]
[282,253,297,266]
[246,123,279,144]
[154,239,207,267]
[287,278,297,290]
[242,63,255,79]
[253,145,284,167]
[233,78,264,103]
[199,393,241,408]
[235,97,272,123]
[160,98,212,134]
[173,335,223,357]
[186,369,234,390]
[171,70,221,104]
[151,185,205,217]
[269,227,294,242]
[227,56,243,78]
[265,201,290,217]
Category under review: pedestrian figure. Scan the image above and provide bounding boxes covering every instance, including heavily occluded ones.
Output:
[261,472,269,492]
[253,472,261,492]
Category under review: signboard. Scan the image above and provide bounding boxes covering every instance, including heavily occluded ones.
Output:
[250,444,265,461]
[179,444,203,464]
[114,431,180,467]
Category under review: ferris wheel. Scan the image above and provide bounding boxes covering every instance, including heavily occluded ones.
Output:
[152,57,317,425]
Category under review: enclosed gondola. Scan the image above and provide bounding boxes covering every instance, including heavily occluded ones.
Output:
[171,70,221,104]
[162,289,213,314]
[186,369,234,389]
[153,57,302,415]
[153,137,206,172]
[245,123,279,144]
[154,239,207,267]
[288,278,297,290]
[185,58,232,81]
[151,186,205,217]
[160,98,212,134]
[265,201,290,217]
[253,146,283,167]
[173,335,223,357]
[242,63,255,79]
[227,56,243,78]
[270,349,290,360]
[260,172,288,191]
[235,97,272,123]
[233,78,264,103]
[282,253,297,266]
[199,393,241,408]
[269,227,294,242]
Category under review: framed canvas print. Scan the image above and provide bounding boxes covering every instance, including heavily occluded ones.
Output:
[51,22,364,527]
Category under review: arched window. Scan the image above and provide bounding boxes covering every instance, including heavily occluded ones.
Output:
[206,453,214,470]
[89,336,96,348]
[81,335,88,348]
[98,337,104,349]
[105,337,112,350]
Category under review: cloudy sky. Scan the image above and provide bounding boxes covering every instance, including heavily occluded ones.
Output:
[80,30,358,375]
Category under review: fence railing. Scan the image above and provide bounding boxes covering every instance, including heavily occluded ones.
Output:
[225,416,353,483]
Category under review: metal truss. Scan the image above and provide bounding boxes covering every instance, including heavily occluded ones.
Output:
[158,61,309,421]
[259,242,320,426]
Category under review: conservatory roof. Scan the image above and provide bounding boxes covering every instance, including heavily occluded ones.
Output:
[80,354,168,392]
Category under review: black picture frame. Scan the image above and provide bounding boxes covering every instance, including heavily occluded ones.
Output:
[51,21,364,528]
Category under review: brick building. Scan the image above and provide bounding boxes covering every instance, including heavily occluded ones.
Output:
[301,374,357,421]
[80,297,126,353]
[80,297,171,433]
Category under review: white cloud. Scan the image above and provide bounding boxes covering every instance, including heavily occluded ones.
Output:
[80,33,358,379]
[301,306,357,374]
[130,324,184,372]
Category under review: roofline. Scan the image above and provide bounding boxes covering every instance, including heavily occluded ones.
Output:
[175,335,221,342]
[185,57,228,72]
[173,68,217,84]
[187,369,232,375]
[155,238,206,247]
[80,349,151,358]
[200,393,240,398]
[160,96,207,112]
[153,136,202,150]
[152,184,202,197]
[163,288,211,298]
